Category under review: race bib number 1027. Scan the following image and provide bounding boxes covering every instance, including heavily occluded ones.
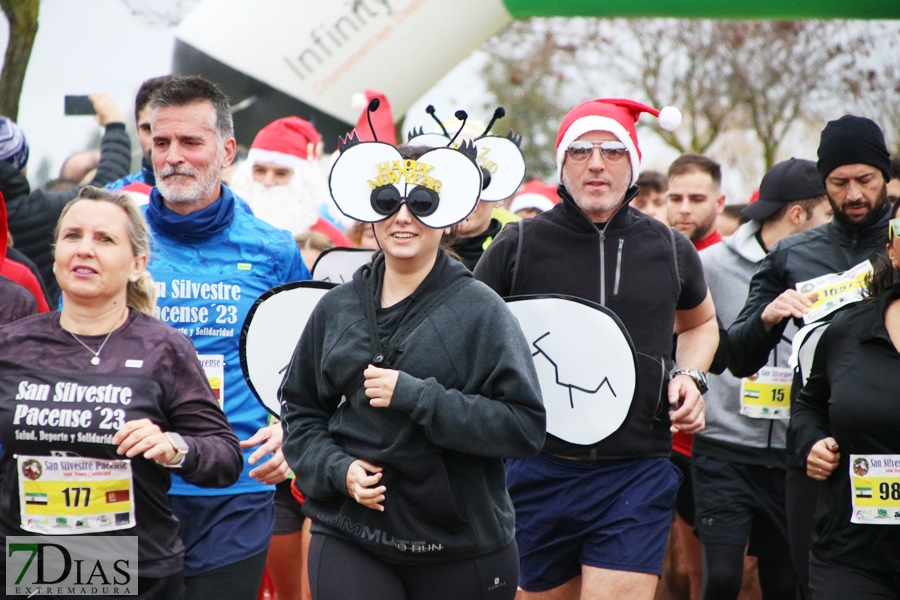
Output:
[795,260,872,324]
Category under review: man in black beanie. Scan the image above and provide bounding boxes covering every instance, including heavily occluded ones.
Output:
[726,114,892,599]
[816,115,891,228]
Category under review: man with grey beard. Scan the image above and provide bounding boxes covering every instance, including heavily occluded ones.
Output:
[727,114,893,599]
[142,75,310,599]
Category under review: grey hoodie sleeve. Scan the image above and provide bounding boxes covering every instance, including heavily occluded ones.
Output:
[279,309,357,500]
[727,248,792,377]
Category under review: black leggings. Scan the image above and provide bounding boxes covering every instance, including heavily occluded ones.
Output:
[700,543,796,600]
[308,533,519,600]
[183,548,268,600]
[809,553,900,600]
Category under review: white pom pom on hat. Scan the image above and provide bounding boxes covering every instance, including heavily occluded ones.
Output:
[555,98,682,185]
[658,106,682,131]
[350,92,368,113]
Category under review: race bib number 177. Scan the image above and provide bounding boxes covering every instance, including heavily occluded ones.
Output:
[17,455,135,534]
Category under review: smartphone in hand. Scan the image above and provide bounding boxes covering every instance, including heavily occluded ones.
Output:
[64,95,95,115]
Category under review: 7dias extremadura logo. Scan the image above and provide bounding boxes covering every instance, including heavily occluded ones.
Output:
[6,536,137,596]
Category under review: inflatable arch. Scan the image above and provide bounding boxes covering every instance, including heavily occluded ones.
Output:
[173,0,898,149]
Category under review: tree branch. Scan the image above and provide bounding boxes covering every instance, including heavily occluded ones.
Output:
[0,0,40,121]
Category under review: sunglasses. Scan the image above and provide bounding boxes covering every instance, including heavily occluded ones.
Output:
[370,185,440,218]
[890,218,900,241]
[565,141,629,164]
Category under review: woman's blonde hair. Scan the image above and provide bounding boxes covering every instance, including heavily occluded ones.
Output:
[55,186,157,315]
[295,230,334,253]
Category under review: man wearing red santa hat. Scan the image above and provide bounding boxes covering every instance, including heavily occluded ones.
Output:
[508,179,560,219]
[230,116,351,248]
[475,98,718,600]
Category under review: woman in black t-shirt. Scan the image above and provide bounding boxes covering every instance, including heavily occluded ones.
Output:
[0,187,242,600]
[794,219,900,600]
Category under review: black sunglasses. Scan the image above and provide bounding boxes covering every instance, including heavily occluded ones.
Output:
[370,185,440,218]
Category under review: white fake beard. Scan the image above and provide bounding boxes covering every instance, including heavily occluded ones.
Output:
[230,161,327,235]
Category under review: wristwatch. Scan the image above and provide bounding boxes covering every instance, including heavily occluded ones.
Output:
[671,368,709,394]
[163,432,189,468]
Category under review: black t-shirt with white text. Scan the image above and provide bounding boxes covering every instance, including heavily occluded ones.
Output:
[0,311,242,578]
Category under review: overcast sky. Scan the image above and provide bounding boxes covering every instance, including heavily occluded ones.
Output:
[5,2,874,202]
[0,0,495,188]
[0,0,176,185]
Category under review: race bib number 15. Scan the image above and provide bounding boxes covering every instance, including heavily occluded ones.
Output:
[740,366,792,420]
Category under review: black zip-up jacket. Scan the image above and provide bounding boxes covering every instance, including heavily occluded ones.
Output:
[280,251,545,564]
[727,202,891,379]
[792,287,900,573]
[0,123,131,307]
[474,185,707,459]
[451,217,503,270]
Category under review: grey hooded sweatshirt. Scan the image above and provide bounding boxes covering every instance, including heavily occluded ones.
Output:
[696,220,790,465]
[280,251,546,564]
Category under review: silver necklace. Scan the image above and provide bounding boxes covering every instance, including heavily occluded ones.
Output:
[64,314,121,366]
[68,329,114,365]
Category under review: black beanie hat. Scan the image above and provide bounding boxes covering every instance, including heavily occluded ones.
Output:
[817,115,891,183]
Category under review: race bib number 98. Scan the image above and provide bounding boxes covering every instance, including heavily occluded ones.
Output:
[850,454,900,525]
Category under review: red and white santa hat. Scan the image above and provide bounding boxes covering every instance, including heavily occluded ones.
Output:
[248,116,322,172]
[509,179,560,214]
[120,181,153,207]
[555,98,681,185]
[351,89,396,144]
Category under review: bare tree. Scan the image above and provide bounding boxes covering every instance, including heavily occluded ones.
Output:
[589,19,735,156]
[721,21,871,169]
[843,24,900,153]
[597,19,874,169]
[480,19,575,179]
[0,0,40,121]
[479,18,882,176]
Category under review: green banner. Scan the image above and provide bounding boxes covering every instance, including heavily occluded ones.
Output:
[501,0,900,20]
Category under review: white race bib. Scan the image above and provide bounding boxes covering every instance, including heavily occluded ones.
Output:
[795,260,872,324]
[198,354,225,409]
[849,454,900,525]
[17,455,135,534]
[739,366,793,420]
